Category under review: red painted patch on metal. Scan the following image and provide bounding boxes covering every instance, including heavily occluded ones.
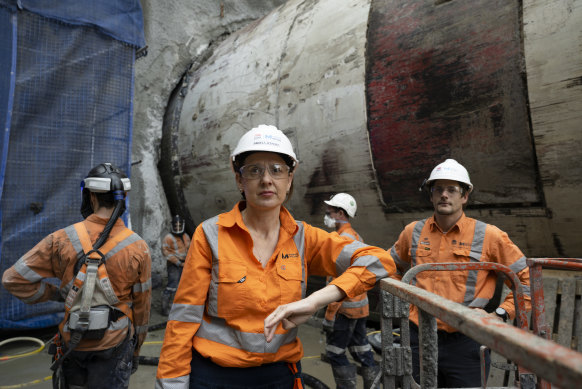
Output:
[365,0,540,211]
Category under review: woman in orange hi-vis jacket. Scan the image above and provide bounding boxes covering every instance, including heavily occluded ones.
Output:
[156,125,396,389]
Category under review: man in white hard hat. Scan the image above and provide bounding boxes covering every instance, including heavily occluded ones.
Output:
[322,193,379,389]
[387,159,531,387]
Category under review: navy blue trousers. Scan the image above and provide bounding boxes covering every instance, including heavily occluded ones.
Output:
[60,334,135,389]
[325,314,377,367]
[410,322,490,388]
[189,349,303,389]
[166,261,183,290]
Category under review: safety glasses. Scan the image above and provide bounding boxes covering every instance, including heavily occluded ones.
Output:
[239,163,290,180]
[431,185,462,195]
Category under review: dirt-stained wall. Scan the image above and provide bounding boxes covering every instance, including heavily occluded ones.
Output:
[130,1,287,275]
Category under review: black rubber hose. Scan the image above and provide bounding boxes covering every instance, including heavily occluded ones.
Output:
[138,356,160,365]
[302,373,330,389]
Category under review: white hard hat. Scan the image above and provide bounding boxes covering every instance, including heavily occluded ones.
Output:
[231,125,297,169]
[324,193,357,218]
[426,159,473,192]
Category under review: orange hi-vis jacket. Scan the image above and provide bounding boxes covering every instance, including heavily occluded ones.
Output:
[388,213,531,333]
[324,223,369,325]
[2,215,152,356]
[155,203,396,388]
[162,232,191,265]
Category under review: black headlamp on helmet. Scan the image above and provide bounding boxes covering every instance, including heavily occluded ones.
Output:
[80,163,130,219]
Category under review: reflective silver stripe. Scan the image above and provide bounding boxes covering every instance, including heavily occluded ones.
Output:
[341,296,368,308]
[293,222,307,298]
[202,216,220,317]
[197,316,297,354]
[133,278,152,293]
[155,375,189,389]
[169,303,205,323]
[468,221,486,262]
[463,221,487,304]
[14,259,43,282]
[334,240,369,275]
[64,224,84,260]
[349,344,373,353]
[110,316,130,330]
[409,219,427,286]
[522,284,531,297]
[322,318,334,327]
[467,297,489,308]
[325,344,346,355]
[340,232,357,241]
[351,255,389,282]
[170,235,179,253]
[510,256,527,273]
[101,233,143,262]
[22,282,46,303]
[390,246,409,275]
[135,325,149,334]
[409,219,427,268]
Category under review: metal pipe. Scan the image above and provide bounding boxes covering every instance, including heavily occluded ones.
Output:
[401,262,529,330]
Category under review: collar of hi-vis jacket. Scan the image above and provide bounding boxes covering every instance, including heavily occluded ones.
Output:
[63,222,135,320]
[427,212,470,234]
[336,223,361,241]
[220,202,299,237]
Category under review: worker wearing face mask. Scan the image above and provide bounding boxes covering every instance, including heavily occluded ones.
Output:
[322,193,379,389]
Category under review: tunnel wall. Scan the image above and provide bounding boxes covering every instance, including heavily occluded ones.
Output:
[163,0,582,257]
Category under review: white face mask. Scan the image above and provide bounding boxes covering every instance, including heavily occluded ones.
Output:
[323,214,336,228]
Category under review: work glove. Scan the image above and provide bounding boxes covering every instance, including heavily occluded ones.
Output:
[131,355,139,375]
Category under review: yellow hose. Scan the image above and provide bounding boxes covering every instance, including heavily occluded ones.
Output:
[0,337,46,361]
[0,376,52,389]
[0,337,51,389]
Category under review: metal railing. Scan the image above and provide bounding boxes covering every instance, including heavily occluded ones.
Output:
[379,274,582,388]
[526,257,582,389]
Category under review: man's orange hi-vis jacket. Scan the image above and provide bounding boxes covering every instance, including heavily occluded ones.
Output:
[389,213,531,333]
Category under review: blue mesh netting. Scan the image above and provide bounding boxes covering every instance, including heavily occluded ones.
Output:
[0,3,140,329]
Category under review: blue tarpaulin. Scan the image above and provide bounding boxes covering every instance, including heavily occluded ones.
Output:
[0,0,144,329]
[0,0,145,48]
